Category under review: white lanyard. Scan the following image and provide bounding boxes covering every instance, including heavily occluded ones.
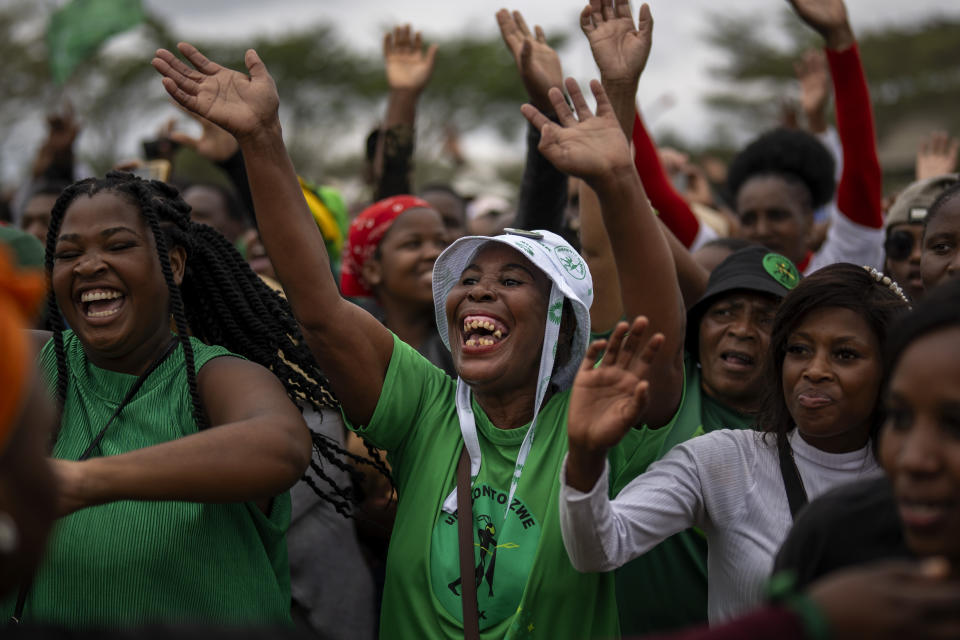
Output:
[442,283,564,519]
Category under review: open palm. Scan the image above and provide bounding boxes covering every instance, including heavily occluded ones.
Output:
[581,0,653,86]
[567,317,663,454]
[521,78,632,181]
[384,25,437,93]
[497,9,563,112]
[152,43,280,142]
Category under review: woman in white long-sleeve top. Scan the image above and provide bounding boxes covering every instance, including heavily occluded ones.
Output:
[560,263,910,623]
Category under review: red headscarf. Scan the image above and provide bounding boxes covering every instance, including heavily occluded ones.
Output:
[340,195,432,297]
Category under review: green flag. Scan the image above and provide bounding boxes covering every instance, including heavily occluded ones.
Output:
[47,0,145,84]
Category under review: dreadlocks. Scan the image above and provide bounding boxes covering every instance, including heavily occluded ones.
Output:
[44,171,389,516]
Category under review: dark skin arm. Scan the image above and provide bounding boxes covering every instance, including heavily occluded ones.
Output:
[522,77,683,428]
[152,44,394,426]
[373,25,437,199]
[569,0,685,427]
[50,356,311,516]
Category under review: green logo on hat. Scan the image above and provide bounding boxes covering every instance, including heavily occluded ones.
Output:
[548,300,564,325]
[514,240,536,258]
[553,246,585,280]
[762,253,800,290]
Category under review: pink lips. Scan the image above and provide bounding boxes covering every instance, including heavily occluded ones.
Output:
[797,391,832,408]
[898,499,953,532]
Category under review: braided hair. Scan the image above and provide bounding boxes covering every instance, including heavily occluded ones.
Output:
[44,171,389,515]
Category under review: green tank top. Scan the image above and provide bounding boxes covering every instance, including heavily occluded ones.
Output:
[2,330,292,627]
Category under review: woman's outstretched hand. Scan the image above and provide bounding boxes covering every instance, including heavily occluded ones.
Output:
[581,0,653,89]
[520,78,633,184]
[565,317,664,492]
[496,9,563,114]
[152,43,280,143]
[384,24,438,94]
[788,0,855,51]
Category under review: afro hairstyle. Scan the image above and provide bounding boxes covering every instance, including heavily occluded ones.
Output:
[727,128,836,211]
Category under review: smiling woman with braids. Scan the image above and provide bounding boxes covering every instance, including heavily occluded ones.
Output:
[0,171,361,627]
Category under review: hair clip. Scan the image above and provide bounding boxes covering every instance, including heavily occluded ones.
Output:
[862,265,911,304]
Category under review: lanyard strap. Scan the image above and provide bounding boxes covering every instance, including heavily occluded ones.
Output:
[442,284,564,518]
[79,338,178,461]
[456,446,481,640]
[778,438,809,521]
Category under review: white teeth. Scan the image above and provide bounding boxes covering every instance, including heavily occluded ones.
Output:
[493,330,502,338]
[80,290,123,302]
[87,308,120,318]
[466,338,477,347]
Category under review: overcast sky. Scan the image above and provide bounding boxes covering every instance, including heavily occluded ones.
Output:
[140,0,960,146]
[5,1,958,187]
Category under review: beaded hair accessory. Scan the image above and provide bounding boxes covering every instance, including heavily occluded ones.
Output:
[862,265,911,304]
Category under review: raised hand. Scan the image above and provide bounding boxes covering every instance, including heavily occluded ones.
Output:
[168,104,240,163]
[581,0,653,88]
[916,131,960,181]
[795,49,830,133]
[32,100,81,178]
[520,78,633,183]
[567,317,663,455]
[496,9,563,113]
[152,43,280,143]
[383,24,437,94]
[788,0,855,50]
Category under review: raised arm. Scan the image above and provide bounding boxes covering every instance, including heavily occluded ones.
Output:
[576,0,651,332]
[790,0,882,233]
[796,49,830,135]
[522,77,684,428]
[373,24,437,200]
[916,131,959,181]
[152,44,393,425]
[575,1,685,420]
[496,9,568,232]
[51,357,310,516]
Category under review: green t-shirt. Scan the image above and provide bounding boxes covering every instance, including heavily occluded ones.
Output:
[1,330,292,627]
[348,335,668,639]
[616,353,755,635]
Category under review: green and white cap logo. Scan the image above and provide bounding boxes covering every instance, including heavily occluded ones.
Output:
[553,245,586,280]
[762,252,800,290]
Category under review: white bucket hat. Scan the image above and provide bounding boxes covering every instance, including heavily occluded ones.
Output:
[431,229,593,515]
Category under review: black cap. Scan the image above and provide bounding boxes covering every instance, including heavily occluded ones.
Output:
[685,246,801,356]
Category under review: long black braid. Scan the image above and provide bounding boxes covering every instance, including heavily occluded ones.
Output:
[44,171,390,515]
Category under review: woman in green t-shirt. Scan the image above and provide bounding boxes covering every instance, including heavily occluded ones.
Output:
[152,31,680,636]
[6,172,359,627]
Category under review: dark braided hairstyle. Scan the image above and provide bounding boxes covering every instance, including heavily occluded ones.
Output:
[44,171,390,516]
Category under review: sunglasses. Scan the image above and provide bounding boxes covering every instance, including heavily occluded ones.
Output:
[884,229,918,262]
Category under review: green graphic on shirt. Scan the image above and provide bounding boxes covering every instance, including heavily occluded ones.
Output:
[431,484,541,630]
[762,252,799,290]
[553,246,586,280]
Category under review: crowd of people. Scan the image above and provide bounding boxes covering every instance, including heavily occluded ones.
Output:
[1,0,960,638]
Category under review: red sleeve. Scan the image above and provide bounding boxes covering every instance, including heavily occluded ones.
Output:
[827,44,883,229]
[633,111,701,247]
[628,606,809,640]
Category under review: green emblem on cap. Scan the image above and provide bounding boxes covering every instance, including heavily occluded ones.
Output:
[514,240,536,258]
[762,253,800,290]
[553,246,585,280]
[548,299,564,325]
